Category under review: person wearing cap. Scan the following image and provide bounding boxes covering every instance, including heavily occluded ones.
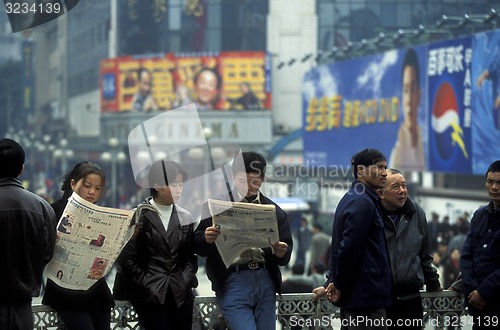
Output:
[194,151,293,330]
[0,138,56,329]
[313,148,392,330]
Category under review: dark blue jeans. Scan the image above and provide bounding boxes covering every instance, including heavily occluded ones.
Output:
[216,268,276,330]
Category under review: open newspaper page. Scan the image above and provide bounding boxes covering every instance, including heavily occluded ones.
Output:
[44,192,136,290]
[208,199,279,268]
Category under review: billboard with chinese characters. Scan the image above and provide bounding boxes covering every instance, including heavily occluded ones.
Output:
[303,29,500,175]
[303,46,427,171]
[100,51,272,112]
[427,37,472,173]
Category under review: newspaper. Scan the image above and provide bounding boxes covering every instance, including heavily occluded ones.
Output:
[208,199,279,268]
[44,192,137,290]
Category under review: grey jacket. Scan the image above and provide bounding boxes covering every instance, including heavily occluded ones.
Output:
[383,198,441,299]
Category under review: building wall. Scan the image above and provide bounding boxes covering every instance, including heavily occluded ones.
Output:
[268,0,317,133]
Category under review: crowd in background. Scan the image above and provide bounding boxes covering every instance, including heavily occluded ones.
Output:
[284,209,472,294]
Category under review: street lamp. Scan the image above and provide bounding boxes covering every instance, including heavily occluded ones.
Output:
[187,126,228,201]
[109,137,119,208]
[60,138,68,175]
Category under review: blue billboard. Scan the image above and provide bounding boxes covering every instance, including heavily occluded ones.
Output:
[302,46,427,171]
[303,29,500,175]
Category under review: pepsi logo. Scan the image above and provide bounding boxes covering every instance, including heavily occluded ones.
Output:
[431,82,460,161]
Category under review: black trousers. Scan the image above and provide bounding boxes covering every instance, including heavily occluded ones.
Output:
[0,301,33,330]
[132,288,194,330]
[386,295,423,330]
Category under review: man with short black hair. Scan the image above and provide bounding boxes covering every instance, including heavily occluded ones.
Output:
[313,148,391,330]
[194,151,293,329]
[0,138,56,329]
[461,160,500,329]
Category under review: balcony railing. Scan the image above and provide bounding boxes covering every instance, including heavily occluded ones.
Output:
[32,290,466,330]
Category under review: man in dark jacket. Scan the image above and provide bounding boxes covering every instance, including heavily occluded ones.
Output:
[378,169,442,329]
[313,148,392,329]
[194,151,292,330]
[0,138,56,329]
[461,160,500,329]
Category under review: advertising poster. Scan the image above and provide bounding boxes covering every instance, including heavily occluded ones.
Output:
[471,30,500,174]
[100,51,271,112]
[302,46,427,171]
[427,36,472,173]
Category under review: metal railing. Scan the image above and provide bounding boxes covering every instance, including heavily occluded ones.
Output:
[32,290,466,330]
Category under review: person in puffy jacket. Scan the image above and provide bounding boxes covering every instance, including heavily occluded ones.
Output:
[114,159,198,330]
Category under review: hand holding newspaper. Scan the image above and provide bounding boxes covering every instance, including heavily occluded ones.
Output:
[208,199,280,268]
[44,192,144,290]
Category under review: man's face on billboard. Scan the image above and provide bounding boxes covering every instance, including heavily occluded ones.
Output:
[402,65,421,128]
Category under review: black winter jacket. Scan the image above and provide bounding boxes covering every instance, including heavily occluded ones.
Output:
[382,198,441,299]
[0,177,56,303]
[461,202,500,313]
[114,199,198,307]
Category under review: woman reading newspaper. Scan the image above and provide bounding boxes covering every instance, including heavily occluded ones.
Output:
[42,162,114,330]
[113,159,198,330]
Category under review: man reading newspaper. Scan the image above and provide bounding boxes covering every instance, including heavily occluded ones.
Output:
[194,151,293,330]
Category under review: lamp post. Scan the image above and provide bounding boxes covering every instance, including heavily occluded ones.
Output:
[109,137,119,207]
[187,127,228,200]
[102,137,126,207]
[42,135,51,173]
[60,138,68,175]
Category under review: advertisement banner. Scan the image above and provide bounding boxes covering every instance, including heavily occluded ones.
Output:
[302,46,427,171]
[303,29,500,174]
[100,51,271,112]
[427,37,472,173]
[471,30,500,174]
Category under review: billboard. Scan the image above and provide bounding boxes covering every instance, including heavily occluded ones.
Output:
[100,51,271,112]
[303,29,500,175]
[471,30,500,174]
[302,46,427,171]
[427,37,472,173]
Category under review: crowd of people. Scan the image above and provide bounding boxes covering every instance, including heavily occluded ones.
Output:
[2,138,500,330]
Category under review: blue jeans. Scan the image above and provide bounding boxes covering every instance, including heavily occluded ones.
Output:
[216,268,276,330]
